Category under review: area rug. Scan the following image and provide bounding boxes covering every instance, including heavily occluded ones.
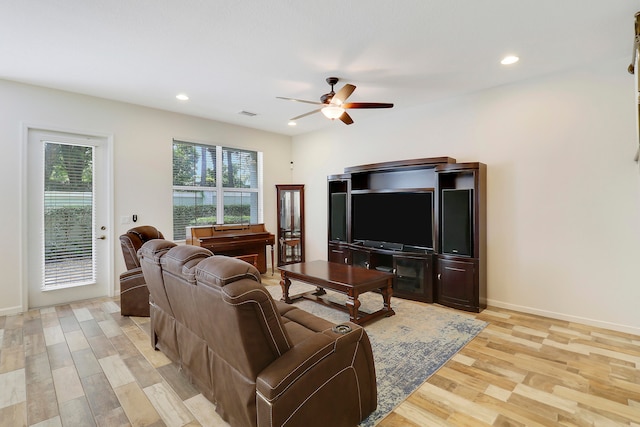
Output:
[264,280,487,426]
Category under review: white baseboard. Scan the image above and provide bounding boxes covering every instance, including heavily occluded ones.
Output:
[486,298,640,336]
[0,305,24,317]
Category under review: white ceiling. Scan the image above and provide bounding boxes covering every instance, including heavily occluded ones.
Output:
[1,1,638,136]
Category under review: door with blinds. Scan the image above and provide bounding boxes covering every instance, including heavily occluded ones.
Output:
[27,129,111,308]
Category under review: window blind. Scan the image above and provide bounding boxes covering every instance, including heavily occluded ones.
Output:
[42,142,96,288]
[172,140,261,240]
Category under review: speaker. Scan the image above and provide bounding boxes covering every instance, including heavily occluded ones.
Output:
[441,189,473,256]
[330,192,347,241]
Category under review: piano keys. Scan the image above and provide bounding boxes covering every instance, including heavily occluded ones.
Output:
[186,224,275,274]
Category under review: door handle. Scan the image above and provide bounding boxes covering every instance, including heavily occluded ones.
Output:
[97,235,106,240]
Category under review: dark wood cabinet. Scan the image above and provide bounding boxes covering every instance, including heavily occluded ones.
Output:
[327,176,350,244]
[276,184,305,266]
[351,247,371,269]
[327,241,434,303]
[328,157,486,312]
[435,163,486,312]
[394,255,433,303]
[328,242,350,264]
[437,257,477,311]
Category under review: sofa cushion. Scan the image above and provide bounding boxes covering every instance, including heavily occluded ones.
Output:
[280,306,334,333]
[120,225,165,270]
[161,245,213,284]
[137,238,177,263]
[196,255,261,288]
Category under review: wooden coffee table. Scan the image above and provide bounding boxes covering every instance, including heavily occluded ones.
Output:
[278,260,395,325]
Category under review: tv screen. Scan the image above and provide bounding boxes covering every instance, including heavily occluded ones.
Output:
[351,191,433,249]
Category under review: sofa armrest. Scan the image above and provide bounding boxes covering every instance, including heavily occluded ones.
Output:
[256,323,364,400]
[120,267,145,292]
[119,267,151,317]
[256,323,376,427]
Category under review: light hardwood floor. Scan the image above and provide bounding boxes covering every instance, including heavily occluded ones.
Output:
[1,276,638,426]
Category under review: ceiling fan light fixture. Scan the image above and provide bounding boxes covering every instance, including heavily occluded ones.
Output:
[321,105,345,119]
[500,55,519,65]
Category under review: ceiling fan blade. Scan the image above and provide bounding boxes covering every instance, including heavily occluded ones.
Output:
[339,111,354,125]
[333,84,356,104]
[290,108,322,121]
[276,96,323,105]
[343,102,394,109]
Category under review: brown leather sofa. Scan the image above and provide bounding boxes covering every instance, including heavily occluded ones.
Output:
[139,239,377,427]
[119,225,164,316]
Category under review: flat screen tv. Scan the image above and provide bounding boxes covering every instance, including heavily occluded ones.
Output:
[351,191,434,249]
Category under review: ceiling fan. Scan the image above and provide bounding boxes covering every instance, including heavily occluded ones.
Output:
[277,77,394,125]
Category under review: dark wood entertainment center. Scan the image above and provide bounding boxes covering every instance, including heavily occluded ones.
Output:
[327,157,486,312]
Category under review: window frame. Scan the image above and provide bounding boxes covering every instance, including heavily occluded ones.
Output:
[172,140,263,241]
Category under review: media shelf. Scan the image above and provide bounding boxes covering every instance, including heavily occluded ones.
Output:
[328,157,486,312]
[328,241,435,303]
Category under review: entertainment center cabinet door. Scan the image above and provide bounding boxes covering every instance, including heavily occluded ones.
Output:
[393,255,433,303]
[328,243,350,264]
[437,258,479,312]
[351,247,370,269]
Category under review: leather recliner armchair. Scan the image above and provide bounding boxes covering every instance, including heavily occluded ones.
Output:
[139,239,377,427]
[118,225,164,316]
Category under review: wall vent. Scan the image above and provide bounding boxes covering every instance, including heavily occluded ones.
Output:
[238,110,257,117]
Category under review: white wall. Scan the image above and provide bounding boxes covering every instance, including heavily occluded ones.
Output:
[4,57,638,335]
[292,57,640,334]
[0,79,292,315]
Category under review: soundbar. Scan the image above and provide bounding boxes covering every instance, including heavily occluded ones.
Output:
[362,240,404,251]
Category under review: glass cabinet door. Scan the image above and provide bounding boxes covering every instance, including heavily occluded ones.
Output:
[276,185,304,266]
[394,255,434,303]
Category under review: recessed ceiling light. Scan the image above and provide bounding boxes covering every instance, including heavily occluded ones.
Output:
[288,121,296,126]
[500,55,519,65]
[176,93,189,101]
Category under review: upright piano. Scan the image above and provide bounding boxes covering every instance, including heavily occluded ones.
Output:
[186,224,275,274]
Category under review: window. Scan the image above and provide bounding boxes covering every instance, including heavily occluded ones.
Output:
[43,141,96,287]
[172,140,262,240]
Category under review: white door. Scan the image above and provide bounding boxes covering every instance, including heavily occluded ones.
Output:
[27,129,112,308]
